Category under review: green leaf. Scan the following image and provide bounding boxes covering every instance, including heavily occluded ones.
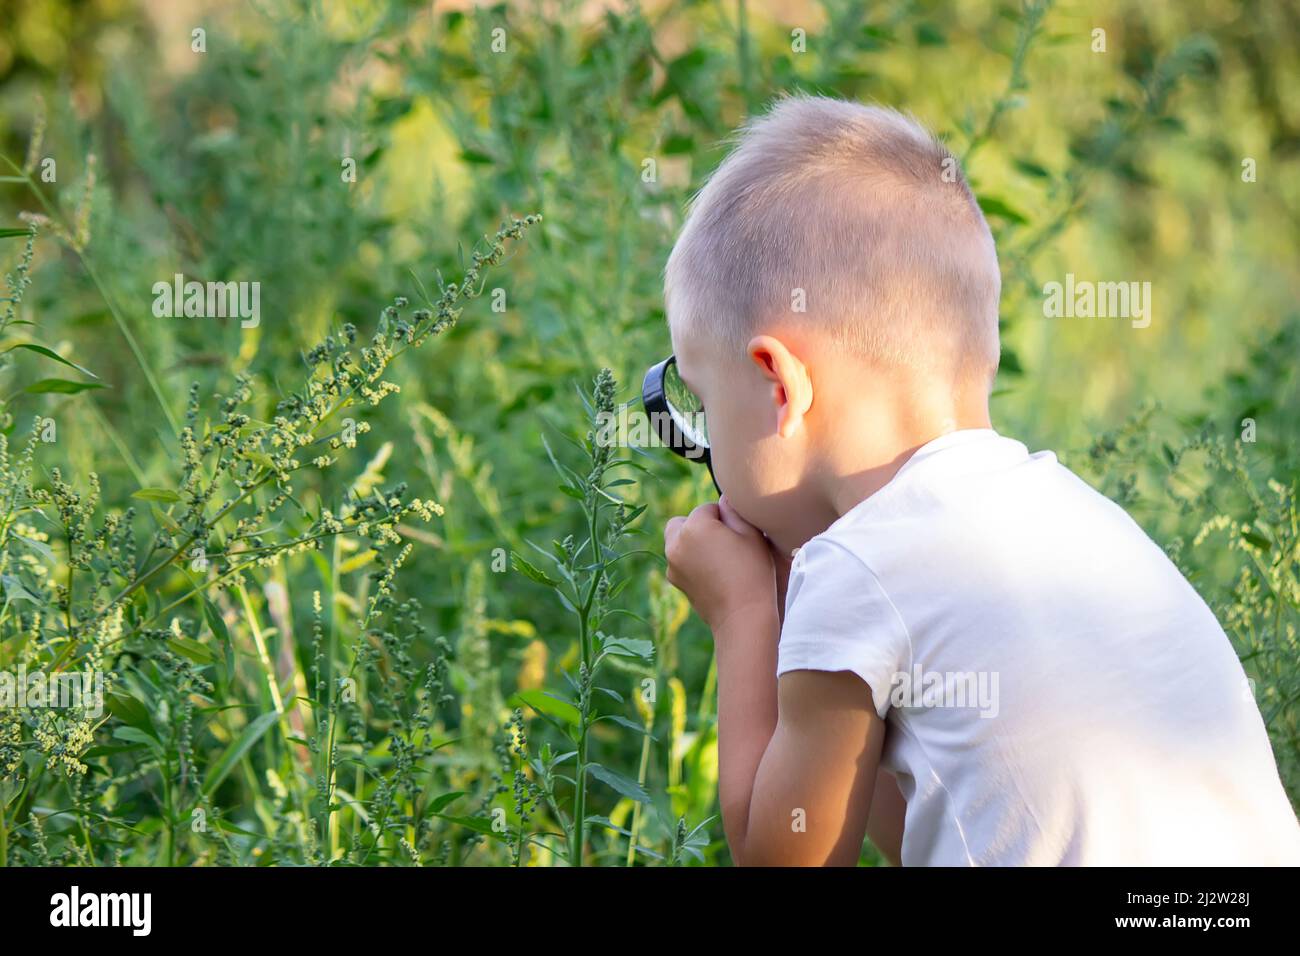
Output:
[1,574,41,603]
[587,763,651,803]
[213,819,268,840]
[1241,530,1271,551]
[0,228,32,238]
[113,726,163,755]
[12,532,55,562]
[22,378,107,395]
[977,195,1029,225]
[168,636,216,665]
[132,487,181,503]
[204,597,234,681]
[584,814,634,837]
[427,791,466,814]
[511,551,560,588]
[510,689,580,726]
[600,714,655,738]
[106,691,157,738]
[0,341,97,379]
[1013,157,1051,179]
[151,505,182,534]
[600,635,654,660]
[203,711,280,795]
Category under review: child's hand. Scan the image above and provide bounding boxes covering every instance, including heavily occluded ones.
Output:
[663,495,777,633]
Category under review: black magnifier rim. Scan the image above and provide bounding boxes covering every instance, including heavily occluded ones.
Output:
[642,355,707,460]
[642,354,721,495]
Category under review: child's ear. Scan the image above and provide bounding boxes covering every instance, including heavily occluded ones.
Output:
[747,335,812,438]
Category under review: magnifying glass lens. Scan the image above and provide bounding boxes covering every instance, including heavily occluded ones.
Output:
[662,361,709,450]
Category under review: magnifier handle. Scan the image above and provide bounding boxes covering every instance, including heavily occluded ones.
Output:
[703,450,722,497]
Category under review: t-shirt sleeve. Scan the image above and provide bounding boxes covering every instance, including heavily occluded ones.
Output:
[776,536,910,720]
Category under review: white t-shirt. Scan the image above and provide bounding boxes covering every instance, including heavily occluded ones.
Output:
[777,427,1300,866]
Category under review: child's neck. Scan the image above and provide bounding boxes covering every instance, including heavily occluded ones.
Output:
[773,384,991,554]
[826,388,992,517]
[759,369,987,556]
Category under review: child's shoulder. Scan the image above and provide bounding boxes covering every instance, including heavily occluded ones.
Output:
[818,428,1058,532]
[807,426,1161,587]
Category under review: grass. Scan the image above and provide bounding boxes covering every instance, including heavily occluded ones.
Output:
[0,0,1295,866]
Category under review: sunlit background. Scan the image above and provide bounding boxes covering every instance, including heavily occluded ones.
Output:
[0,0,1295,865]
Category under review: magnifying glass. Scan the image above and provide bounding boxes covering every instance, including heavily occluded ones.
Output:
[641,354,721,496]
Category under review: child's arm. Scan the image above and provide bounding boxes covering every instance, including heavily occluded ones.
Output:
[867,769,906,866]
[665,498,887,865]
[739,667,887,864]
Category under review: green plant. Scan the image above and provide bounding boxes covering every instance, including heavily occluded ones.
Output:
[0,0,1294,867]
[0,176,540,862]
[507,369,712,865]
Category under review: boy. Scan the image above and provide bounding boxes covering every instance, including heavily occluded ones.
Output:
[660,94,1300,866]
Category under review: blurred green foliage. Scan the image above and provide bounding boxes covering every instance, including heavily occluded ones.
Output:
[0,0,1295,865]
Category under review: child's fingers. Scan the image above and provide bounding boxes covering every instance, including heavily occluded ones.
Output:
[667,505,720,557]
[689,502,721,524]
[664,515,686,550]
[717,495,761,538]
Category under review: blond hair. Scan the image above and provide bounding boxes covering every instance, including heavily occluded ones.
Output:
[664,94,1001,385]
